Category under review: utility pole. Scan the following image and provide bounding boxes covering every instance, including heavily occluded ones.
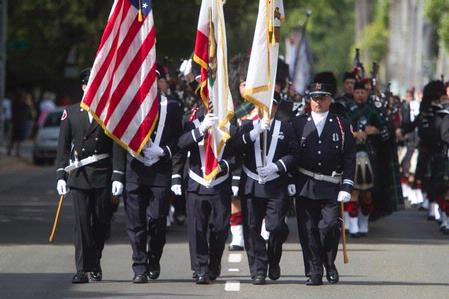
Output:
[0,0,7,147]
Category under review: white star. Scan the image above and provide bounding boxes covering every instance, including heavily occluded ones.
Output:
[142,3,148,9]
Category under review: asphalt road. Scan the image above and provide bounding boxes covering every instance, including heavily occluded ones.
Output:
[0,164,447,299]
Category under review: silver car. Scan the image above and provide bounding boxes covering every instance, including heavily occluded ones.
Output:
[33,108,64,165]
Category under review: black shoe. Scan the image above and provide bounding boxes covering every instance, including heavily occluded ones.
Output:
[252,274,266,285]
[350,233,361,238]
[325,266,339,284]
[148,263,161,280]
[305,275,322,286]
[72,272,89,284]
[89,270,102,282]
[268,264,281,281]
[192,271,198,280]
[209,264,221,281]
[228,245,244,251]
[427,216,435,221]
[359,232,368,237]
[195,274,210,285]
[133,274,149,284]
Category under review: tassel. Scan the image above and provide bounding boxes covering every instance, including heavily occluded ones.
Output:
[138,0,143,22]
[138,9,143,22]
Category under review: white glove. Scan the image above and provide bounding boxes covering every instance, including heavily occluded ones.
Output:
[171,184,182,196]
[57,179,68,196]
[143,145,164,166]
[337,191,351,203]
[112,181,124,196]
[179,59,192,76]
[250,117,270,141]
[258,162,279,179]
[199,114,218,134]
[288,184,296,196]
[232,186,239,197]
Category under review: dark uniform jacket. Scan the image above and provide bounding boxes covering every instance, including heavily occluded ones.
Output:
[114,96,183,187]
[234,119,299,199]
[56,104,123,189]
[176,115,238,195]
[291,112,356,200]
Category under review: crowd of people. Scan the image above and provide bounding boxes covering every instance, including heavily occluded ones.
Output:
[2,90,64,157]
[53,54,448,287]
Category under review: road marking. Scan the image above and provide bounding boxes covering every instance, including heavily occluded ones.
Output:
[228,253,242,263]
[224,281,240,292]
[227,268,240,272]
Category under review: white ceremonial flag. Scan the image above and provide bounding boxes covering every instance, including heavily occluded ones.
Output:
[244,0,284,118]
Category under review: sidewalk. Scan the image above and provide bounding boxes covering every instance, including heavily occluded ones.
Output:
[0,140,36,173]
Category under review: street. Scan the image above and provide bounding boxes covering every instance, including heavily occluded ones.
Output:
[0,163,447,299]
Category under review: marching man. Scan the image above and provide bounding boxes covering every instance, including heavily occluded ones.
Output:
[235,97,299,285]
[56,68,124,283]
[114,69,183,283]
[292,82,356,285]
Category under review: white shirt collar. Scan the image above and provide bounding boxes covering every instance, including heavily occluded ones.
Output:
[311,111,329,137]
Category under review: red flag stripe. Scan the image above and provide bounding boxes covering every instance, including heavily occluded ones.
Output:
[83,3,131,107]
[111,63,157,139]
[93,14,145,119]
[101,26,156,125]
[97,0,126,55]
[128,98,159,150]
[106,47,157,134]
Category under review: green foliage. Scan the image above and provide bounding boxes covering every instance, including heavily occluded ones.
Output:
[425,0,449,50]
[284,0,355,78]
[353,0,390,66]
[6,0,356,90]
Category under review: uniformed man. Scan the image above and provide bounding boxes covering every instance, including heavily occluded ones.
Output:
[234,98,299,285]
[292,82,356,286]
[114,70,183,283]
[56,68,124,283]
[177,111,237,284]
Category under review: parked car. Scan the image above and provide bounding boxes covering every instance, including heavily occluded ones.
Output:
[33,108,64,165]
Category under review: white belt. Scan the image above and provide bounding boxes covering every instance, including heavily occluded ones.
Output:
[189,170,229,188]
[243,165,279,183]
[64,154,110,173]
[298,167,342,184]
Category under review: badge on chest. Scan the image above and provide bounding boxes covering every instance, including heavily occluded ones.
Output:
[332,133,340,142]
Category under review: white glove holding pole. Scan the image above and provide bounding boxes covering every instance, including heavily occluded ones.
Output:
[288,184,296,196]
[112,181,124,196]
[258,162,279,179]
[199,114,218,134]
[171,184,182,196]
[337,191,352,203]
[250,117,270,141]
[57,179,68,196]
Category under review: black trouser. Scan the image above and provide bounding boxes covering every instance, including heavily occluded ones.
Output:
[241,196,289,278]
[295,197,340,277]
[71,188,112,272]
[124,183,170,275]
[186,191,231,275]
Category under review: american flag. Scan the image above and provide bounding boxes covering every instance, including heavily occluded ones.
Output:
[81,0,158,156]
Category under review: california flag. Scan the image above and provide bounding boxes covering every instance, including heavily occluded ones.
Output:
[244,0,284,117]
[193,0,234,181]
